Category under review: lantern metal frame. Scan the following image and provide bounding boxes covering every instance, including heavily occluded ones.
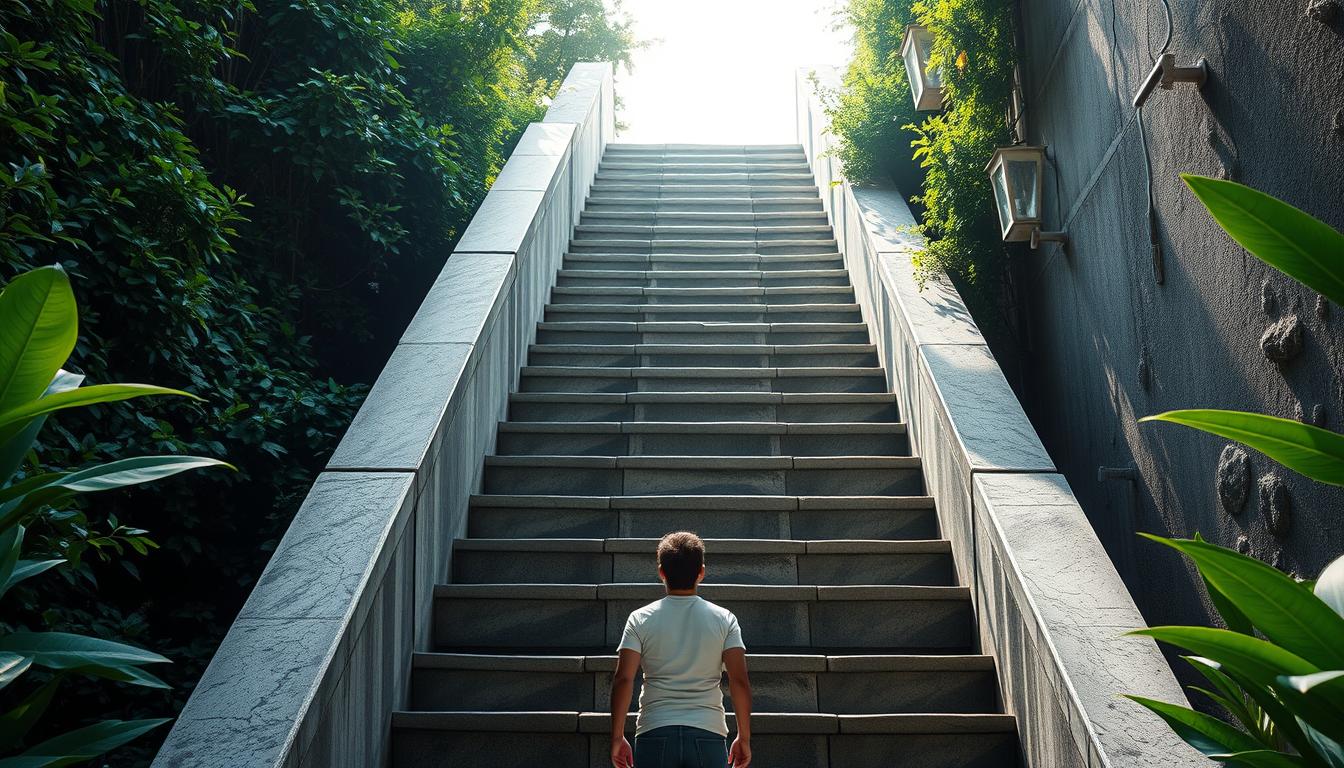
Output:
[900,25,944,112]
[985,145,1068,249]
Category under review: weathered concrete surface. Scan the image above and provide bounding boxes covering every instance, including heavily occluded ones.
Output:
[1016,0,1344,632]
[798,68,1204,768]
[152,62,615,768]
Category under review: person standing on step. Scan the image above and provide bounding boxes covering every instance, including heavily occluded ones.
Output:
[609,531,752,768]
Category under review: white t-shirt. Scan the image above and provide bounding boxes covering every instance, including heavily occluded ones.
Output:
[618,595,746,737]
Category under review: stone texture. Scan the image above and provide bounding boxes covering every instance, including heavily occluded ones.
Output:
[454,189,547,254]
[1260,314,1304,364]
[1216,444,1251,516]
[1259,473,1293,536]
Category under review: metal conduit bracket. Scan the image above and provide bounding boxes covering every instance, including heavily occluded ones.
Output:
[1133,52,1208,109]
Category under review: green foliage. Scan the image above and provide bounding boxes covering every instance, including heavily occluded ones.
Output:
[1128,537,1344,767]
[905,0,1016,286]
[819,0,921,188]
[0,265,229,764]
[530,0,642,89]
[1142,411,1344,487]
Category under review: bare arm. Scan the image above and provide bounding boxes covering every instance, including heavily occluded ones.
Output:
[609,648,641,767]
[724,647,752,767]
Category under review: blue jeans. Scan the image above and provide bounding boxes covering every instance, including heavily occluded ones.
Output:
[634,725,728,768]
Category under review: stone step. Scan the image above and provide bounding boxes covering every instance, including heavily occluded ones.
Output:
[594,172,817,185]
[599,162,811,173]
[534,320,870,345]
[525,342,877,368]
[600,152,807,163]
[568,239,839,255]
[543,304,863,324]
[573,223,835,241]
[548,285,856,307]
[466,494,940,541]
[391,711,1018,768]
[409,652,996,713]
[580,211,828,225]
[451,537,948,585]
[584,197,824,213]
[554,267,851,288]
[507,392,899,423]
[480,455,924,496]
[587,184,819,198]
[432,583,971,652]
[562,252,844,271]
[494,420,906,457]
[517,365,885,394]
[605,142,805,152]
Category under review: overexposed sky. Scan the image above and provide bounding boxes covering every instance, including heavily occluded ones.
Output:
[614,0,852,143]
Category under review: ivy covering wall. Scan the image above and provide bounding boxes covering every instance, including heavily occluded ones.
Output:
[0,0,638,760]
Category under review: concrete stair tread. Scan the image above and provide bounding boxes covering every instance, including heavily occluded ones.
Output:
[510,391,897,403]
[411,651,992,673]
[468,494,937,510]
[543,304,861,314]
[527,343,876,354]
[496,420,904,435]
[451,538,950,554]
[433,583,970,601]
[392,711,1015,735]
[556,268,848,279]
[536,321,868,332]
[482,455,922,469]
[550,285,854,296]
[519,365,884,377]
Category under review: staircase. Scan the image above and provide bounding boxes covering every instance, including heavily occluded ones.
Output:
[389,144,1021,767]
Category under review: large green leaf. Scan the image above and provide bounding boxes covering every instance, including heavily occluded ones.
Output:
[0,371,81,486]
[0,632,169,672]
[1186,656,1266,742]
[0,560,64,600]
[1143,536,1344,668]
[1317,555,1344,619]
[1141,411,1344,487]
[1183,175,1344,308]
[1196,533,1255,635]
[1125,694,1302,765]
[1192,655,1329,766]
[0,267,78,416]
[0,383,200,445]
[0,677,59,748]
[0,455,235,529]
[0,526,20,597]
[1132,626,1317,683]
[0,653,30,689]
[0,718,169,768]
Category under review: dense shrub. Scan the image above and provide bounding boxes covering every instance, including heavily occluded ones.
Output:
[1,0,638,761]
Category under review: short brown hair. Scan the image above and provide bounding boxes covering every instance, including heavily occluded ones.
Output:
[657,531,705,590]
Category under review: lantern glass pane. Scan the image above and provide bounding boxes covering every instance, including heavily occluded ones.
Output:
[991,163,1013,236]
[903,39,925,104]
[920,34,943,88]
[1006,158,1039,219]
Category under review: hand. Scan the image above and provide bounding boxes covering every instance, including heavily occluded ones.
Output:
[611,736,633,768]
[729,736,751,767]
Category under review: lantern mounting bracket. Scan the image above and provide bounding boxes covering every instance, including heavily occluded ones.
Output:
[1030,228,1068,250]
[1133,52,1208,109]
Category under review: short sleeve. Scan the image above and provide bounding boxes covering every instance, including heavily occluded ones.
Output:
[618,613,643,653]
[723,612,745,651]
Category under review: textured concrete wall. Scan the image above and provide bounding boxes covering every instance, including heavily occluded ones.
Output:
[1015,0,1344,641]
[799,69,1204,768]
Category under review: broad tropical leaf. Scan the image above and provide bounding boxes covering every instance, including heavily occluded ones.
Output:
[0,266,78,416]
[1196,533,1255,635]
[0,383,200,444]
[0,677,59,748]
[1185,656,1265,741]
[1317,555,1344,619]
[0,526,19,594]
[1141,411,1344,487]
[1283,671,1344,695]
[0,653,30,689]
[0,718,169,768]
[1125,694,1301,765]
[68,664,169,690]
[0,632,169,672]
[1131,626,1317,683]
[1,560,64,599]
[0,371,81,485]
[1183,175,1344,308]
[1142,536,1344,668]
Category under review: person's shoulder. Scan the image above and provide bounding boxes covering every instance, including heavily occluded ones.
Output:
[626,599,664,624]
[696,597,738,624]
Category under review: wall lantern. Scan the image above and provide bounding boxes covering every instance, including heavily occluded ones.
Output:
[901,25,944,111]
[985,145,1067,249]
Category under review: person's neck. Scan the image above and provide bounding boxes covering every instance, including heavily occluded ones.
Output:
[665,587,697,596]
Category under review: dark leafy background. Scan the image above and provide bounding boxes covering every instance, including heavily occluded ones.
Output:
[0,0,638,762]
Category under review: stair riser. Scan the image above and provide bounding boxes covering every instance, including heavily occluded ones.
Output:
[494,431,907,457]
[550,293,855,308]
[574,230,836,243]
[562,256,843,271]
[434,597,971,651]
[569,242,838,256]
[580,213,829,225]
[481,465,924,496]
[587,187,818,199]
[585,200,824,213]
[518,373,886,394]
[594,173,816,184]
[542,309,862,323]
[393,731,1016,768]
[525,352,877,368]
[452,550,948,586]
[535,330,869,344]
[508,400,899,423]
[555,274,850,288]
[466,506,940,541]
[410,668,994,713]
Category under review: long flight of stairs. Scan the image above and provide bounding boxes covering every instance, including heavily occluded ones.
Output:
[389,144,1021,767]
